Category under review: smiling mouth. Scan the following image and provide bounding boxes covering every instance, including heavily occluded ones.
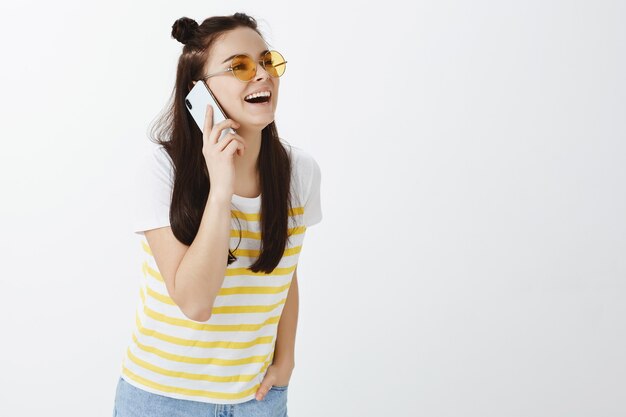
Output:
[244,97,272,106]
[244,95,271,104]
[243,88,272,103]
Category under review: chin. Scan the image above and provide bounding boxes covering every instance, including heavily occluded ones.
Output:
[239,119,274,132]
[245,114,275,125]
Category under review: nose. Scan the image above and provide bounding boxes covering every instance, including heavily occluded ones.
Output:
[254,61,271,81]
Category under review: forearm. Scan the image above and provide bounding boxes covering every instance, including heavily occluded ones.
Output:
[174,192,232,321]
[273,269,299,368]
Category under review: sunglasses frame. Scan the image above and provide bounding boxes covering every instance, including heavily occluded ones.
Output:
[200,50,287,83]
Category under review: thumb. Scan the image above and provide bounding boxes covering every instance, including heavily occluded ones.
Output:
[255,377,273,401]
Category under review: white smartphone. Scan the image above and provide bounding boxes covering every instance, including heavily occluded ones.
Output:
[184,80,235,141]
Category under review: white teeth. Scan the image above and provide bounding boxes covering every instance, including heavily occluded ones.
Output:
[244,91,271,100]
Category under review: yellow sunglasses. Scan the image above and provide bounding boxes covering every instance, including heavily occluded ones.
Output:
[201,50,287,83]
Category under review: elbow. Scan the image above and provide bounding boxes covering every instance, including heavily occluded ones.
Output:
[189,311,212,322]
[170,277,214,322]
[181,304,213,322]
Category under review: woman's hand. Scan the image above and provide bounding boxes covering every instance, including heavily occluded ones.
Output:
[201,104,246,200]
[255,363,294,401]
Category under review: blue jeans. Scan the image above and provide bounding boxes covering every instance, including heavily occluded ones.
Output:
[112,376,289,417]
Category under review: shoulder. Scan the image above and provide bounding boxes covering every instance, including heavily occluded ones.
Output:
[281,140,320,177]
[137,143,175,186]
[150,143,173,166]
[144,143,173,169]
[280,140,321,203]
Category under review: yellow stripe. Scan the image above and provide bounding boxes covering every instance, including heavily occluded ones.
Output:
[290,206,304,216]
[126,346,256,381]
[143,243,302,259]
[121,365,267,401]
[141,240,152,256]
[139,288,282,331]
[145,285,175,305]
[143,284,289,313]
[230,225,306,240]
[134,312,274,348]
[233,245,302,258]
[214,282,292,296]
[129,333,268,367]
[144,304,281,331]
[142,261,297,284]
[211,299,286,314]
[141,225,306,258]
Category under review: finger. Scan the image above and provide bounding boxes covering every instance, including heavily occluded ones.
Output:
[214,135,240,154]
[256,383,271,401]
[216,133,246,153]
[203,105,214,144]
[224,137,242,156]
[210,120,241,145]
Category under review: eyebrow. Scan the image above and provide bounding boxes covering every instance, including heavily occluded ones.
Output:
[221,49,270,64]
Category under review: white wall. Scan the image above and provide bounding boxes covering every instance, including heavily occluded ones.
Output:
[0,1,624,416]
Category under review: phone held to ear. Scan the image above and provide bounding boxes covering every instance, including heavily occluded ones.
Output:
[185,81,235,141]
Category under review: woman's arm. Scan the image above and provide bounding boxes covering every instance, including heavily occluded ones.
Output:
[172,192,233,321]
[272,266,299,369]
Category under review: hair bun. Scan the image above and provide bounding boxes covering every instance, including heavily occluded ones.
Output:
[171,17,199,45]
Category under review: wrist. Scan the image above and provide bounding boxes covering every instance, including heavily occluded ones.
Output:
[272,357,295,370]
[208,190,232,205]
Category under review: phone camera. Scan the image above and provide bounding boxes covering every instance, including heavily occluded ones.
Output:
[185,99,192,110]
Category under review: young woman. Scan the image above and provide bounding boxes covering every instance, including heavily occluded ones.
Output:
[112,12,322,417]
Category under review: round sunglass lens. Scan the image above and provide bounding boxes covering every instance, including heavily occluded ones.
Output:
[231,51,287,81]
[265,51,287,77]
[232,55,256,81]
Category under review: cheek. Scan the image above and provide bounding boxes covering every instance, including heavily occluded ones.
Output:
[210,81,245,105]
[217,90,247,113]
[273,82,279,104]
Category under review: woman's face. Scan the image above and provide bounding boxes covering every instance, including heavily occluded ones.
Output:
[202,27,280,132]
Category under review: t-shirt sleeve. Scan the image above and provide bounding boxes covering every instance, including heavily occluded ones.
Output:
[303,156,323,228]
[132,145,174,235]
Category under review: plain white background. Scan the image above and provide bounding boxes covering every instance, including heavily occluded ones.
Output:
[1,1,624,416]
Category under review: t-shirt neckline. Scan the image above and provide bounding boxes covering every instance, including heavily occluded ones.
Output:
[231,192,261,206]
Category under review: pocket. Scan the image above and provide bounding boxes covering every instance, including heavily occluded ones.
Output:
[270,384,289,391]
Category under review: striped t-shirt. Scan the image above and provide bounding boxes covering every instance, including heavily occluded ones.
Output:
[118,141,322,404]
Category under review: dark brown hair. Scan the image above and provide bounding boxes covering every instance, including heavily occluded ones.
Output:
[148,12,294,274]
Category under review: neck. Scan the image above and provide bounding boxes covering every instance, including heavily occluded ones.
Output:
[234,125,262,175]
